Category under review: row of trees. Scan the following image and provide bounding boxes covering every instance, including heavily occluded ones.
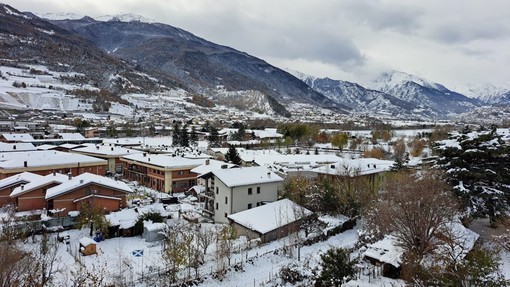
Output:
[172,123,199,147]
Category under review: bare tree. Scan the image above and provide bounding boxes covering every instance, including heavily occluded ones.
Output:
[34,232,61,286]
[214,225,237,278]
[196,224,215,256]
[0,242,34,287]
[162,223,187,284]
[365,170,459,256]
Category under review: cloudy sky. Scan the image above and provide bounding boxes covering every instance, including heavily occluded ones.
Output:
[5,0,510,91]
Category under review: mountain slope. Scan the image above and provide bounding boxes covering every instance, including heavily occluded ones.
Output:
[369,71,481,117]
[0,4,164,95]
[47,17,347,116]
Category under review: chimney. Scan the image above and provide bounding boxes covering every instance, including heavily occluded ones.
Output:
[267,172,271,178]
[205,159,210,165]
[80,179,84,184]
[96,145,99,150]
[24,161,27,167]
[111,147,114,151]
[143,153,146,157]
[68,173,72,180]
[221,164,228,169]
[148,158,150,162]
[330,164,335,169]
[13,145,16,150]
[373,164,377,168]
[53,171,56,176]
[21,185,24,190]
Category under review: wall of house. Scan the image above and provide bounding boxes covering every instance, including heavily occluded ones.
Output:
[230,222,261,241]
[214,179,279,224]
[214,178,231,223]
[51,183,127,212]
[0,186,16,206]
[261,220,301,243]
[171,169,197,193]
[16,183,60,211]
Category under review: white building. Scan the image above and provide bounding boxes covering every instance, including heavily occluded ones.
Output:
[199,166,283,223]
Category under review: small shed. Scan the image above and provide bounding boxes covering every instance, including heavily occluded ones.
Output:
[142,221,167,242]
[363,235,404,278]
[227,199,312,243]
[79,237,97,256]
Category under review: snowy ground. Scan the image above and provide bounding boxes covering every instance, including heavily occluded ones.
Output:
[2,177,510,286]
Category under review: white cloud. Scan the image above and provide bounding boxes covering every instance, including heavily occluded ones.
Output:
[4,0,510,90]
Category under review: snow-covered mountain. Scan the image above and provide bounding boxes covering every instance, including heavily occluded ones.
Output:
[95,13,157,23]
[34,12,85,20]
[458,83,509,104]
[36,12,157,23]
[288,70,421,118]
[369,71,481,117]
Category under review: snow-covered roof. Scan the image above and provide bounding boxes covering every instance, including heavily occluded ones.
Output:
[239,151,339,167]
[208,166,283,187]
[102,136,173,147]
[435,221,479,261]
[0,150,107,169]
[363,235,404,268]
[79,237,96,246]
[0,142,36,152]
[35,144,59,150]
[121,153,205,169]
[45,172,133,199]
[58,133,85,140]
[188,185,206,194]
[143,220,167,232]
[10,172,68,197]
[72,143,141,157]
[312,158,394,176]
[1,133,34,142]
[190,159,238,176]
[106,208,138,229]
[0,171,43,189]
[58,143,85,149]
[227,199,312,234]
[210,147,246,155]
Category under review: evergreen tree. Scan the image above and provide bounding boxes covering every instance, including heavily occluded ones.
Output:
[435,125,510,226]
[315,247,355,287]
[190,126,198,146]
[180,124,189,147]
[172,123,181,147]
[208,126,220,147]
[225,145,242,165]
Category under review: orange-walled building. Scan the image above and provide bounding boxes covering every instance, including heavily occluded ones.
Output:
[0,172,43,207]
[45,173,133,213]
[10,173,68,212]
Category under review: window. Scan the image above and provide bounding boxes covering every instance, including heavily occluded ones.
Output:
[248,203,252,209]
[215,203,218,210]
[248,188,252,195]
[216,187,219,194]
[225,197,228,204]
[257,187,260,194]
[225,213,228,218]
[256,202,260,207]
